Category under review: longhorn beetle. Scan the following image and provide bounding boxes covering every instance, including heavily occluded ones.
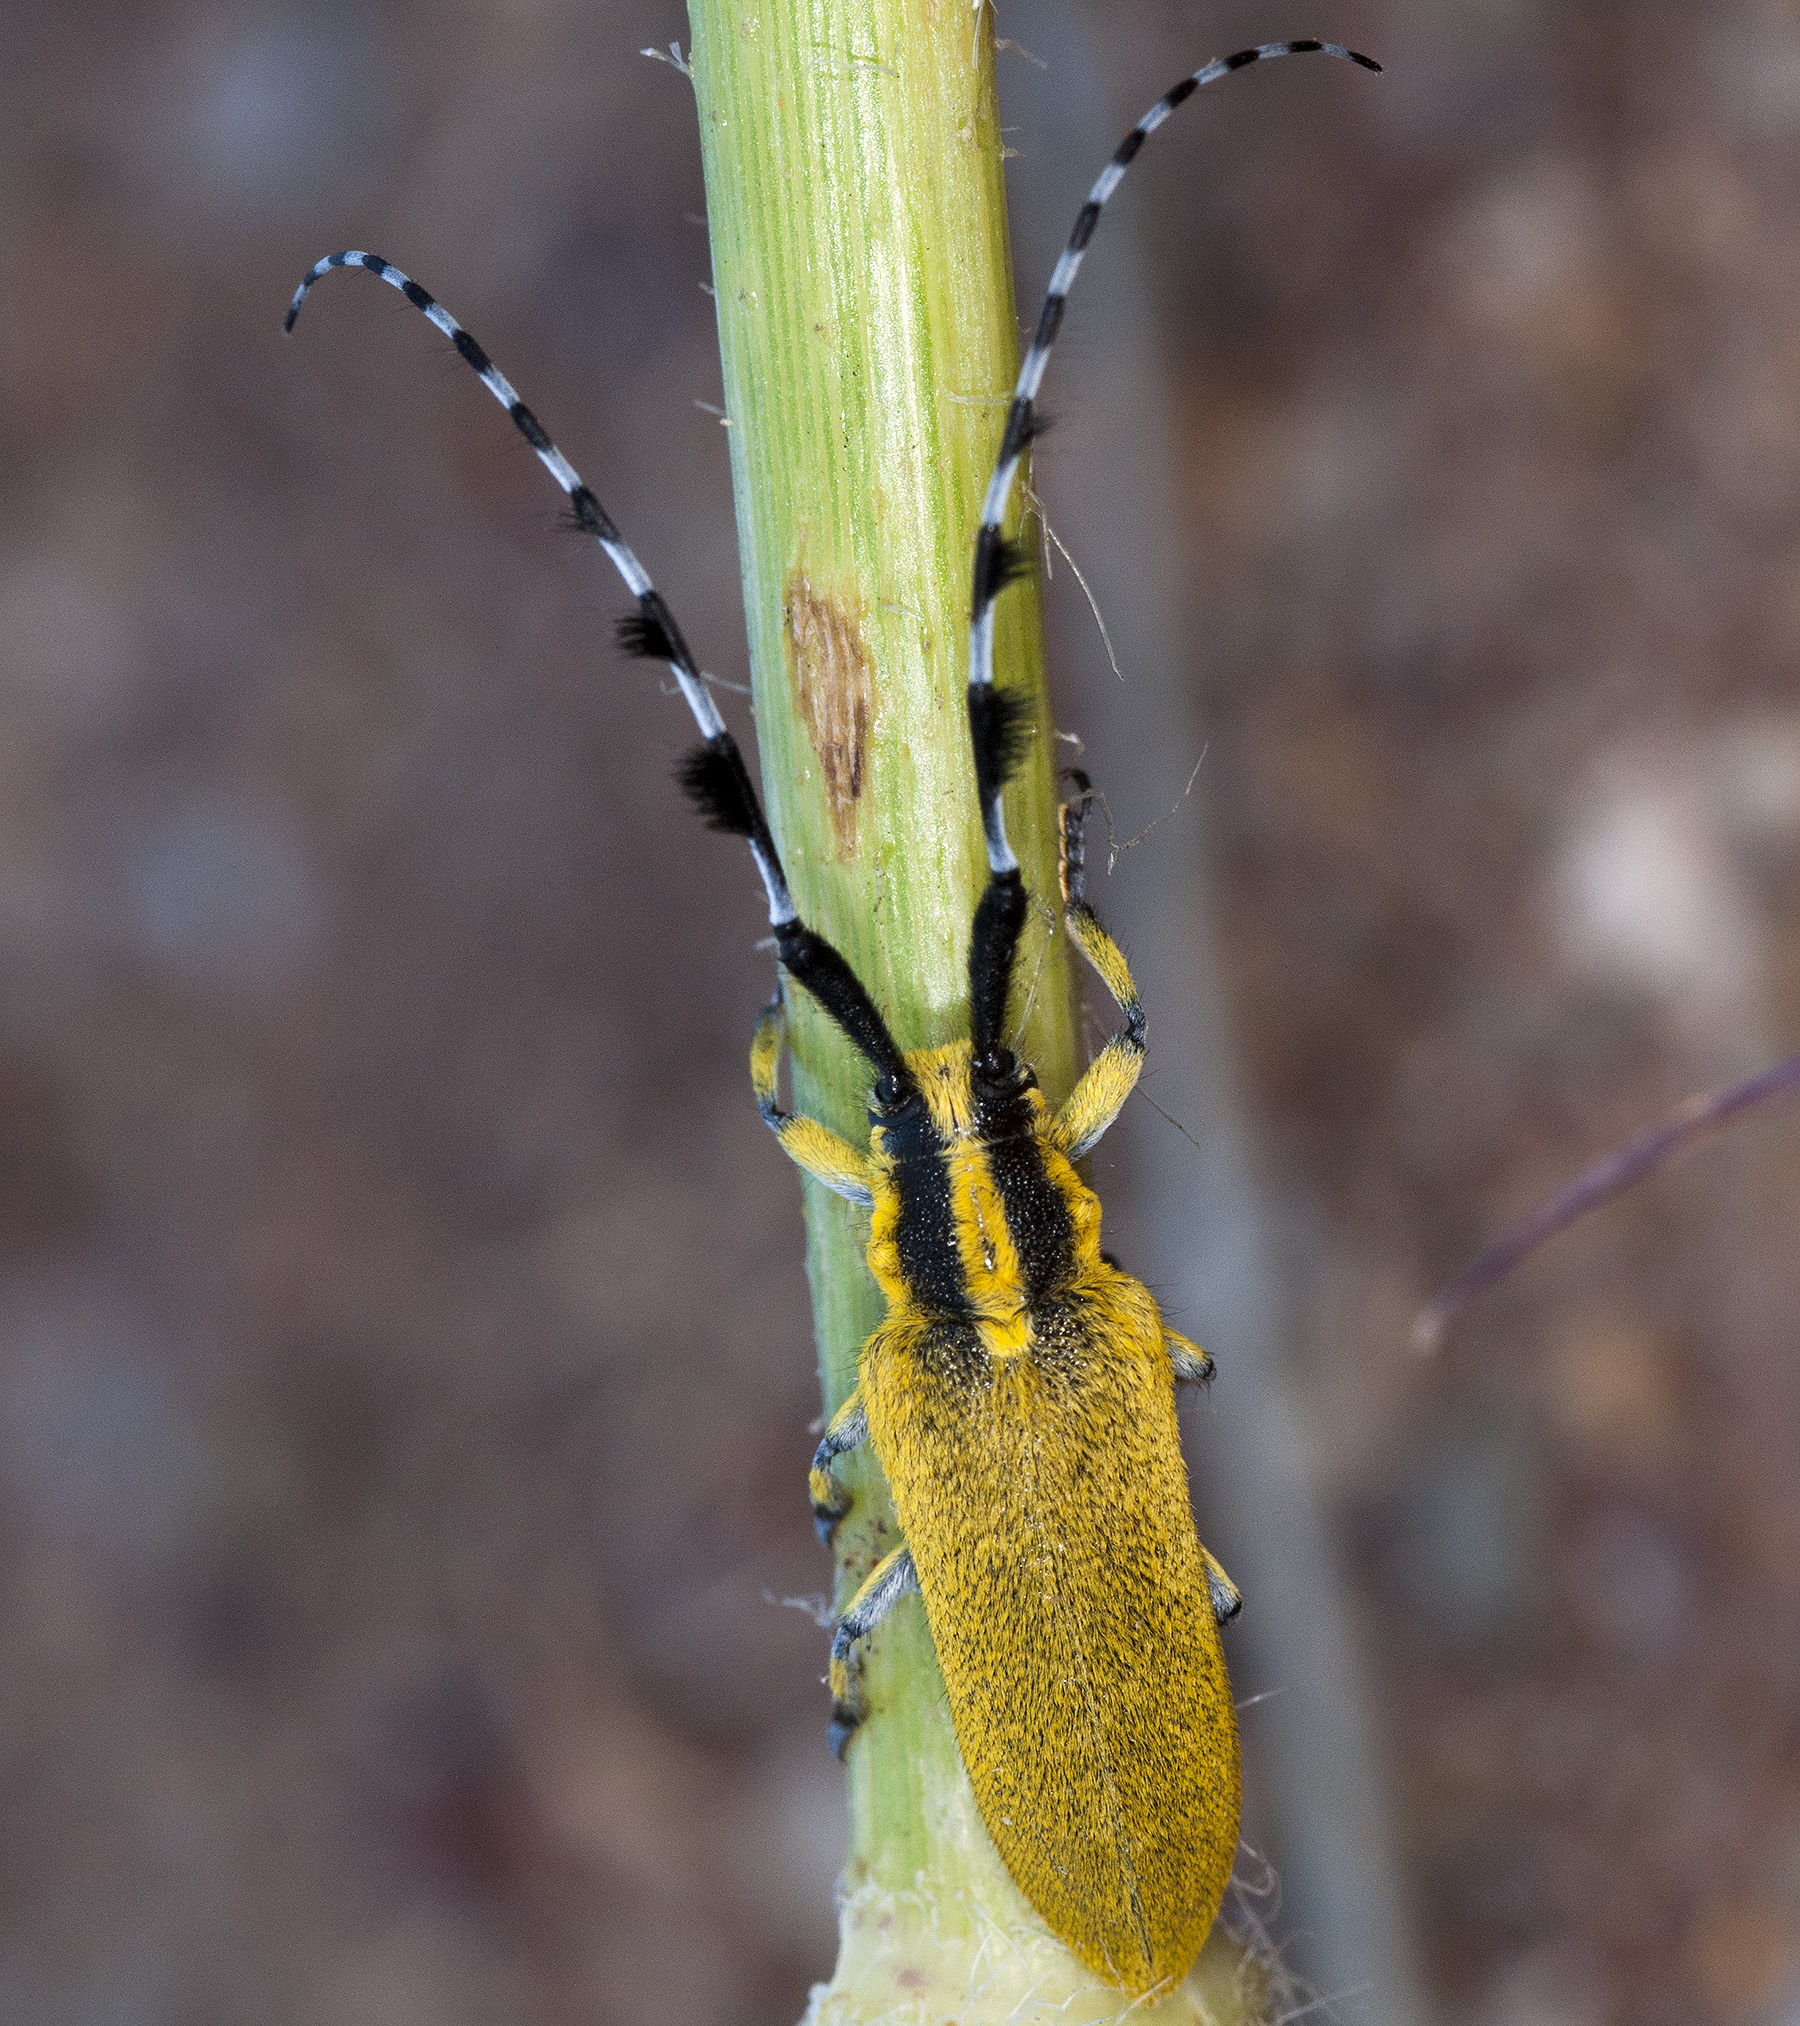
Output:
[287,36,1378,1994]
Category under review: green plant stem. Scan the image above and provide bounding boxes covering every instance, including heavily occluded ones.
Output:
[684,2,1265,2017]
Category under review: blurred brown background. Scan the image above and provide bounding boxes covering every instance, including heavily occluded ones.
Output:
[4,0,1800,2022]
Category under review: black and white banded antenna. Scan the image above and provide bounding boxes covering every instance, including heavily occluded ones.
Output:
[284,251,912,1087]
[960,38,1378,1063]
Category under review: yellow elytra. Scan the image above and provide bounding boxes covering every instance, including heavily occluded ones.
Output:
[285,32,1377,2002]
[760,818,1243,1993]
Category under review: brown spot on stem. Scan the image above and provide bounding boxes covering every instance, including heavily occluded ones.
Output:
[784,571,873,857]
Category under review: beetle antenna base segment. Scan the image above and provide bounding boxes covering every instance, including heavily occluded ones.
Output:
[286,30,1377,1996]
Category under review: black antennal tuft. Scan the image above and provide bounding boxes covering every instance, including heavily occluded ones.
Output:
[677,742,758,836]
[283,251,805,927]
[618,607,678,662]
[971,530,1034,612]
[996,398,1053,467]
[968,685,1036,811]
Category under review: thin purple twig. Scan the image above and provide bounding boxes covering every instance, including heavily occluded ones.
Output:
[1414,1051,1800,1351]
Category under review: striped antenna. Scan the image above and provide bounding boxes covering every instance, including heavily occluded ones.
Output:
[965,38,1381,877]
[285,252,914,1082]
[284,251,796,925]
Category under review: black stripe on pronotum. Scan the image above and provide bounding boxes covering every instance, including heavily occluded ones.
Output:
[286,33,1379,1992]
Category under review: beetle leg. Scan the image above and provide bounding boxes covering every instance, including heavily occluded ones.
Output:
[1166,1330,1215,1386]
[827,1545,918,1758]
[1051,779,1147,1162]
[1201,1547,1242,1625]
[751,997,877,1206]
[809,1389,868,1546]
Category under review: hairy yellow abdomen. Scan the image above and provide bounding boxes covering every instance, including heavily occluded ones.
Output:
[287,44,1385,1996]
[860,1266,1240,1990]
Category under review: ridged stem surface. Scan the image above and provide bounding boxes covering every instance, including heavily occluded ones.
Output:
[684,3,1263,2017]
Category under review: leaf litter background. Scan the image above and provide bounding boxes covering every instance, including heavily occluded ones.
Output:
[3,1,1800,2023]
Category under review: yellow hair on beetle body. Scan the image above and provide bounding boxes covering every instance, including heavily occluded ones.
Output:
[285,34,1386,2002]
[788,886,1243,1995]
[859,1047,1239,1989]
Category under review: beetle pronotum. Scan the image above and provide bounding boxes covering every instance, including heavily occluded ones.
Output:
[287,34,1378,1991]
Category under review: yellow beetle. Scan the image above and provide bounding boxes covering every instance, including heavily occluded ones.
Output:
[286,32,1377,1992]
[779,814,1244,1988]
